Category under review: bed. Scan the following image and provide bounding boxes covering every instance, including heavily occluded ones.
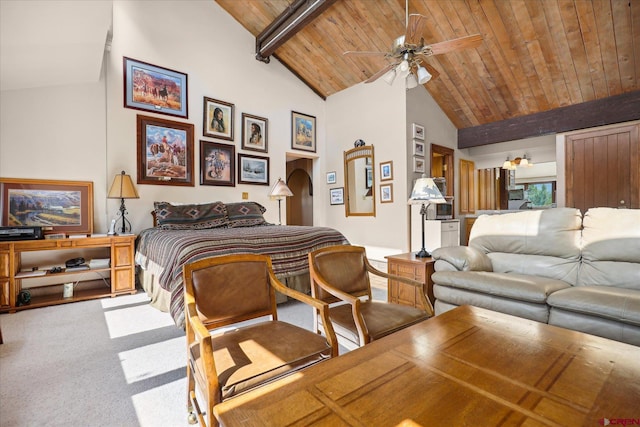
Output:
[135,201,349,327]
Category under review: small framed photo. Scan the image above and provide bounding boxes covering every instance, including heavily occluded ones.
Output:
[1,178,94,235]
[326,171,336,184]
[203,97,234,140]
[241,113,268,153]
[380,183,393,203]
[412,123,425,140]
[238,153,270,185]
[200,141,235,186]
[330,187,344,205]
[413,140,425,157]
[380,161,393,181]
[137,114,194,186]
[413,156,426,173]
[291,111,316,152]
[123,57,188,118]
[366,167,373,188]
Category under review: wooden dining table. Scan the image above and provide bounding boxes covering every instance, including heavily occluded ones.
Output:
[214,305,640,426]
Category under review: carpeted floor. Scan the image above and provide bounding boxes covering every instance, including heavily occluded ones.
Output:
[0,281,387,426]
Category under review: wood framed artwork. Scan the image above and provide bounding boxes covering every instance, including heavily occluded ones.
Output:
[200,141,235,186]
[238,153,269,185]
[380,161,393,181]
[330,187,344,205]
[0,178,94,235]
[412,123,425,140]
[241,113,268,153]
[380,183,393,203]
[136,114,194,186]
[326,171,336,184]
[123,57,188,118]
[203,97,234,141]
[291,111,316,152]
[413,140,425,157]
[413,156,425,173]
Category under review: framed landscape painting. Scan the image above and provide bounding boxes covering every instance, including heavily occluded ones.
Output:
[123,57,188,118]
[200,141,235,186]
[291,111,316,152]
[203,97,234,140]
[136,114,194,186]
[238,153,269,185]
[0,178,94,235]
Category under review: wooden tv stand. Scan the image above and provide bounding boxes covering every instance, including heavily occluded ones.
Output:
[0,235,136,313]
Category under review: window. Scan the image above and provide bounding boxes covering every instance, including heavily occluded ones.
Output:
[520,181,556,207]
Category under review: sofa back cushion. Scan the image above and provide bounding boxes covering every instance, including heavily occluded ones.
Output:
[579,207,640,289]
[470,208,582,284]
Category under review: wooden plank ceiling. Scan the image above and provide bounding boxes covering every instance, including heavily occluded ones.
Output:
[216,0,639,131]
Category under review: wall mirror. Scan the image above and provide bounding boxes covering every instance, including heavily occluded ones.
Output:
[344,145,375,217]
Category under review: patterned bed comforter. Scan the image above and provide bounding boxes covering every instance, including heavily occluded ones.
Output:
[135,224,349,327]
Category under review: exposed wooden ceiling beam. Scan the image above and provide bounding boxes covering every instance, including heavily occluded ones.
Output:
[255,0,338,63]
[458,91,640,149]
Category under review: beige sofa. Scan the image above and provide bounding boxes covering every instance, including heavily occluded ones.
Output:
[431,207,640,346]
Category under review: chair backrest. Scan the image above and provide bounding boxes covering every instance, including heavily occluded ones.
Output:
[309,245,371,303]
[183,254,277,329]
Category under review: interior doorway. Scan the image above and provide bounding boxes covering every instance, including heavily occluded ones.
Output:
[286,157,314,226]
[430,144,454,198]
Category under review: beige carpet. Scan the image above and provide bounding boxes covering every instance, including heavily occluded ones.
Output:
[0,281,387,426]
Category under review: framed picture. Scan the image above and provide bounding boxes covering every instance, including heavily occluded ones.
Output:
[123,57,188,118]
[0,178,94,235]
[365,166,373,189]
[136,114,194,186]
[203,97,234,141]
[326,171,336,184]
[291,111,316,152]
[380,161,393,181]
[413,156,426,173]
[413,140,425,157]
[329,187,344,205]
[238,153,269,185]
[380,183,393,203]
[241,113,268,153]
[200,141,235,186]
[412,123,425,140]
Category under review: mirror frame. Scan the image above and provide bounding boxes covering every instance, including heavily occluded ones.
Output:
[344,145,376,217]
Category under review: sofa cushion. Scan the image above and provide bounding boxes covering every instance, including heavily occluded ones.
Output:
[548,309,640,346]
[431,271,571,303]
[431,246,493,272]
[547,286,640,326]
[579,208,640,289]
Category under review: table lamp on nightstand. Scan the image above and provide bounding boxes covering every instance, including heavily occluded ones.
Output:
[408,175,446,258]
[107,171,139,234]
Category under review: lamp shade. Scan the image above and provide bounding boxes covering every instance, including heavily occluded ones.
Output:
[408,176,446,205]
[406,73,418,89]
[382,68,397,85]
[417,66,432,84]
[108,171,139,199]
[269,178,293,199]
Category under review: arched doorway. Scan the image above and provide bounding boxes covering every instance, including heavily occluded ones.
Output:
[286,159,313,226]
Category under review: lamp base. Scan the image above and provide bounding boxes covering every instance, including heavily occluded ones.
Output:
[415,248,431,258]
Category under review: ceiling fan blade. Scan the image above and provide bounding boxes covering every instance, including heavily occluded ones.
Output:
[344,50,387,56]
[365,63,396,83]
[405,14,428,46]
[428,34,482,55]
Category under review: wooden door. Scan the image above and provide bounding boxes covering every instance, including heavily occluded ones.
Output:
[286,168,313,226]
[566,123,639,212]
[459,159,475,214]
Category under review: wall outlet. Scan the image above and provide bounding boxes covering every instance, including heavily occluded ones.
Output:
[242,192,249,200]
[63,283,74,298]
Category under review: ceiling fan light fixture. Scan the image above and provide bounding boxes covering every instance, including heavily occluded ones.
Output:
[417,66,432,84]
[399,59,409,72]
[406,73,418,89]
[382,68,397,85]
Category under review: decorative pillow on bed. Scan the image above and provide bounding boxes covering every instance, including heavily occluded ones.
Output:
[225,202,268,228]
[154,201,228,229]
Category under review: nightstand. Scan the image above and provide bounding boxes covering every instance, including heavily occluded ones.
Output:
[385,252,436,308]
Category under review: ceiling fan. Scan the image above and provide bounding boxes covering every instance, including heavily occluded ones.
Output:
[344,1,482,88]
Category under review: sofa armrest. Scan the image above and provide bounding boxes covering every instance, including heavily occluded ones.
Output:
[431,246,493,272]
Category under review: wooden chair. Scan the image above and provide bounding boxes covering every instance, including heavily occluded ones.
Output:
[184,254,338,427]
[308,245,433,351]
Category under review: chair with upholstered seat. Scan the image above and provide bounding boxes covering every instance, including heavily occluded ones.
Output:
[308,245,433,352]
[183,253,338,427]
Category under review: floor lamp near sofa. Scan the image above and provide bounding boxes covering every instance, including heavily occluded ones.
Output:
[269,177,293,225]
[408,175,446,258]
